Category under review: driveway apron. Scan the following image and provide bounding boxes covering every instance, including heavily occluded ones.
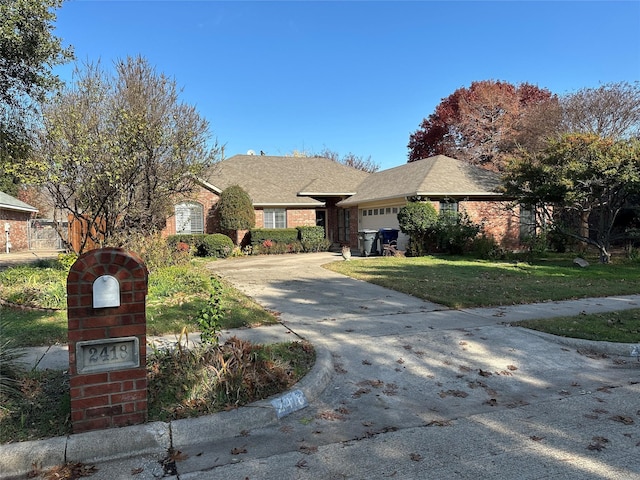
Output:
[189,252,640,479]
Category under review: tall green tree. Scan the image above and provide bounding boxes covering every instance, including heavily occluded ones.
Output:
[503,134,640,263]
[0,0,73,194]
[39,56,220,253]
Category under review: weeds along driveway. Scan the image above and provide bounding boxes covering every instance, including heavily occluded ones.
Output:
[190,253,640,478]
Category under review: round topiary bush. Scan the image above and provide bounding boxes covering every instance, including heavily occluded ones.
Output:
[199,234,234,258]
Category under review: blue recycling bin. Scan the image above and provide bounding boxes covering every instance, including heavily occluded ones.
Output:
[378,228,399,252]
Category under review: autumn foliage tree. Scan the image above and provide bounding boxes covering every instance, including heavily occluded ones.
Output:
[408,80,556,172]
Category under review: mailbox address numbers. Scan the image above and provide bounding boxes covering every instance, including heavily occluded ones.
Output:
[76,337,139,374]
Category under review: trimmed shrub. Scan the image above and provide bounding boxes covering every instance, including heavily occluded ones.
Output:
[217,185,255,232]
[200,234,234,258]
[297,226,331,252]
[250,228,299,246]
[167,234,233,258]
[254,240,304,255]
[397,202,438,256]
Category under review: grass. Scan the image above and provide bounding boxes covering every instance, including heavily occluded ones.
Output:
[0,339,315,443]
[516,310,640,343]
[0,369,71,443]
[325,252,640,344]
[325,254,640,309]
[0,263,277,347]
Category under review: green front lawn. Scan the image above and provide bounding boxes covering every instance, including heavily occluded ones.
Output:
[0,262,277,347]
[325,254,640,343]
[325,254,640,308]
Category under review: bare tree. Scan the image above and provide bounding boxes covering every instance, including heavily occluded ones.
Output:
[39,56,220,253]
[560,81,640,139]
[314,148,379,173]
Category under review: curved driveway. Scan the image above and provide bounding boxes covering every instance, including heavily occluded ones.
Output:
[178,252,640,479]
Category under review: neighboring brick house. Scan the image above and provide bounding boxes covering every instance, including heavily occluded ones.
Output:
[163,154,525,251]
[163,154,370,247]
[0,191,38,252]
[336,155,523,251]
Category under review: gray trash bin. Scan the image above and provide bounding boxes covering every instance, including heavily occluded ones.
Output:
[358,229,379,256]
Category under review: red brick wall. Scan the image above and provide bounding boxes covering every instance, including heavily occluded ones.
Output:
[461,201,520,249]
[67,248,148,433]
[254,209,264,228]
[0,209,33,251]
[253,208,316,229]
[286,209,316,227]
[348,206,359,248]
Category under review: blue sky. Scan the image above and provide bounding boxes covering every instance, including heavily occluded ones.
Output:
[53,1,640,170]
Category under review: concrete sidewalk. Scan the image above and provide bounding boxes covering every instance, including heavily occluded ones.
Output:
[2,252,640,479]
[0,250,61,269]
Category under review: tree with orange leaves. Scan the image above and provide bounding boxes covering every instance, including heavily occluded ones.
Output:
[408,80,557,172]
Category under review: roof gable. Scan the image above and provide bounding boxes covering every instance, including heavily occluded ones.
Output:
[0,191,38,213]
[338,155,502,206]
[202,155,370,206]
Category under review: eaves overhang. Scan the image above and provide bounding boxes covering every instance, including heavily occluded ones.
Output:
[253,202,325,207]
[338,191,503,207]
[0,203,38,213]
[297,192,357,197]
[199,179,222,195]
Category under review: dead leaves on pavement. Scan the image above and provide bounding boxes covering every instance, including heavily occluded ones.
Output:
[28,463,97,480]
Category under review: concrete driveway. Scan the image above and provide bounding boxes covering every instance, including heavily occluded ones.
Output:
[173,252,639,479]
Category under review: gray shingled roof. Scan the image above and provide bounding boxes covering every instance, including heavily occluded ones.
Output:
[338,155,502,207]
[202,155,371,206]
[0,191,38,212]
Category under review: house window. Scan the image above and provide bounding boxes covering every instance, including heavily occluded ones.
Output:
[439,201,458,215]
[362,210,367,217]
[520,205,536,239]
[175,202,204,234]
[264,208,286,229]
[386,208,391,214]
[392,207,398,214]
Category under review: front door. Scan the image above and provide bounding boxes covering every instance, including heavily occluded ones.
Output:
[316,210,327,238]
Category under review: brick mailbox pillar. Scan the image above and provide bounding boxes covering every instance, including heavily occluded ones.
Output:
[67,248,148,433]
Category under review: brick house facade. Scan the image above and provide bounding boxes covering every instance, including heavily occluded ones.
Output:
[0,191,38,252]
[162,154,523,252]
[339,155,522,251]
[162,155,370,249]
